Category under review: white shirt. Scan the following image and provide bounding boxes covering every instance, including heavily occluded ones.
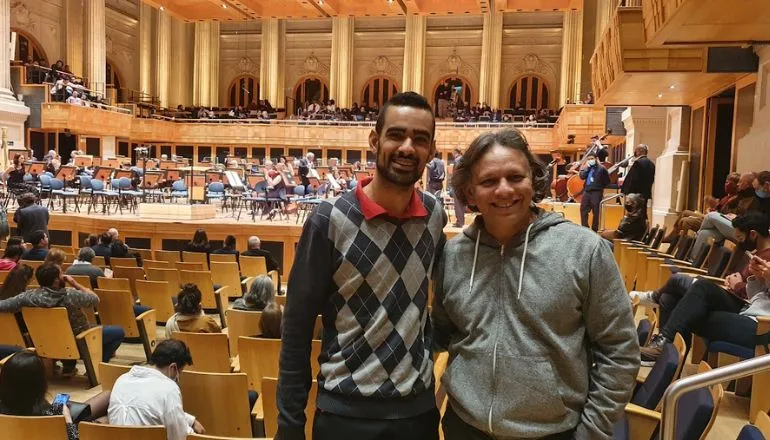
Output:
[108,365,195,440]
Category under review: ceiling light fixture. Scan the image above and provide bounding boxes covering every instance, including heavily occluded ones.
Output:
[159,5,164,11]
[669,84,676,89]
[657,93,663,98]
[318,0,324,4]
[387,0,394,4]
[222,2,227,7]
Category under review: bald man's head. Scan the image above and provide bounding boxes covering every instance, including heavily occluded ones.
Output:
[247,236,261,250]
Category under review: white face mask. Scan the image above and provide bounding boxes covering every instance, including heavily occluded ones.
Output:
[587,159,596,167]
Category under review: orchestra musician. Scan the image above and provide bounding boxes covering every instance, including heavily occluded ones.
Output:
[579,152,610,231]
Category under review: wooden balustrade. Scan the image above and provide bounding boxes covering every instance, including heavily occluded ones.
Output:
[552,105,606,151]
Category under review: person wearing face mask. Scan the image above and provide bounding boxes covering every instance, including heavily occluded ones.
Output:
[690,171,770,258]
[108,339,206,439]
[639,212,770,365]
[578,153,610,231]
[600,193,647,243]
[432,129,639,440]
[662,172,742,243]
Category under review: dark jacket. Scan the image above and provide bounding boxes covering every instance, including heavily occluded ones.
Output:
[212,247,240,264]
[185,242,210,254]
[13,204,49,243]
[91,244,112,265]
[579,165,610,192]
[621,156,655,200]
[242,248,279,273]
[21,247,48,261]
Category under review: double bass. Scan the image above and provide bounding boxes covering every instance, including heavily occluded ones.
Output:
[549,155,569,202]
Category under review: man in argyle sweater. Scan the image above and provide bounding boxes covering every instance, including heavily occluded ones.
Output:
[277,92,446,440]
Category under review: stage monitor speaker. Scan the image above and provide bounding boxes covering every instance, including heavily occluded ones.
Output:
[707,47,759,73]
[605,107,628,137]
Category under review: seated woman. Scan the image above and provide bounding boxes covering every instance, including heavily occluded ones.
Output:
[264,162,288,219]
[185,229,210,254]
[0,265,34,358]
[44,248,67,267]
[0,350,111,440]
[600,193,647,243]
[165,284,222,338]
[255,301,282,339]
[232,275,274,311]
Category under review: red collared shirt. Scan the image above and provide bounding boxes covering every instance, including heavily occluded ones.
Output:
[354,177,429,220]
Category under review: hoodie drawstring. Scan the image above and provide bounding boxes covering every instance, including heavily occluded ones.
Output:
[469,230,481,293]
[517,222,535,299]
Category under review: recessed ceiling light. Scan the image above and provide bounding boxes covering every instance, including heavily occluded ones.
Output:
[387,0,394,4]
[222,3,227,8]
[657,93,663,98]
[318,0,323,4]
[669,84,676,89]
[159,5,164,11]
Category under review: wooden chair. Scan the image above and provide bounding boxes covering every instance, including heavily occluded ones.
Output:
[737,412,770,439]
[98,362,131,391]
[187,436,267,440]
[210,253,237,264]
[79,422,167,440]
[178,270,227,326]
[143,259,170,269]
[110,257,138,268]
[145,267,181,289]
[92,256,107,267]
[69,275,93,289]
[112,266,148,299]
[211,261,243,299]
[154,250,181,264]
[183,251,209,268]
[171,331,231,373]
[21,307,102,387]
[94,289,157,361]
[237,337,321,393]
[261,377,317,439]
[175,261,206,271]
[128,247,154,263]
[225,309,262,357]
[239,256,268,277]
[97,277,131,292]
[51,244,74,254]
[20,259,44,270]
[0,312,28,348]
[62,253,76,264]
[136,279,176,323]
[0,270,9,283]
[180,370,252,438]
[0,414,68,440]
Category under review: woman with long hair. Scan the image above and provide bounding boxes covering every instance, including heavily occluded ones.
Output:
[44,248,67,267]
[0,265,34,300]
[233,275,274,311]
[185,229,210,254]
[165,284,221,338]
[258,301,282,339]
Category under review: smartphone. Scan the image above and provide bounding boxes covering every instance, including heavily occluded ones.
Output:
[52,393,70,407]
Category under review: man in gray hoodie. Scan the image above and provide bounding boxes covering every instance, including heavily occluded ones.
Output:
[432,129,639,440]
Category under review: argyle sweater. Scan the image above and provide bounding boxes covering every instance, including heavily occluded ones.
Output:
[277,190,446,439]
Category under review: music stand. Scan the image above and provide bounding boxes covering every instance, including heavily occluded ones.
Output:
[144,171,163,187]
[205,171,224,183]
[93,167,114,182]
[55,165,77,183]
[74,156,93,168]
[166,169,181,182]
[114,169,132,179]
[27,162,45,176]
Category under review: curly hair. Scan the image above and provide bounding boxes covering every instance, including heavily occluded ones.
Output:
[450,129,549,209]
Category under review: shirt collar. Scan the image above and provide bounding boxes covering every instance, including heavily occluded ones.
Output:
[354,177,429,220]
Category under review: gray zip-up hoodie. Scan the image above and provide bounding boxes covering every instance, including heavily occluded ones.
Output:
[432,211,640,439]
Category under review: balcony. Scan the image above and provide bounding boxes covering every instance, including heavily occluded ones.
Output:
[591,6,752,106]
[643,0,770,46]
[41,103,134,137]
[552,105,607,151]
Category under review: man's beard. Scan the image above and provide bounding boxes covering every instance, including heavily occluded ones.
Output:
[376,149,422,187]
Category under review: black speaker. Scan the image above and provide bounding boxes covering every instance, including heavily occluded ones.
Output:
[707,47,759,73]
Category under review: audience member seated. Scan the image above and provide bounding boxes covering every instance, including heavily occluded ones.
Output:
[13,193,48,242]
[242,235,279,273]
[91,232,114,265]
[0,245,24,271]
[641,227,770,365]
[5,157,38,198]
[664,172,750,243]
[65,247,105,288]
[165,284,221,338]
[632,213,770,338]
[232,275,274,311]
[0,264,33,300]
[185,229,210,254]
[21,230,49,261]
[600,194,647,243]
[211,234,239,263]
[44,248,66,267]
[83,233,99,248]
[256,301,282,339]
[690,171,770,257]
[108,339,206,439]
[0,264,125,375]
[0,350,111,440]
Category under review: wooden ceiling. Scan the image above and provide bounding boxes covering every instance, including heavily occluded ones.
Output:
[143,0,581,22]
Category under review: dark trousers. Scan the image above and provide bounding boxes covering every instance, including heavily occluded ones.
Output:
[133,304,151,316]
[453,199,466,227]
[442,405,575,440]
[580,190,603,231]
[313,408,439,440]
[656,273,695,327]
[62,325,125,370]
[693,312,758,356]
[661,280,746,342]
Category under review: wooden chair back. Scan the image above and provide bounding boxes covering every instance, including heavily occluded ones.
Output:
[154,250,181,264]
[0,312,27,348]
[238,337,320,393]
[240,256,267,277]
[187,436,266,440]
[97,277,131,292]
[143,259,170,269]
[261,377,317,439]
[51,245,74,254]
[128,248,154,263]
[145,267,180,288]
[98,362,131,391]
[79,422,167,440]
[171,331,231,373]
[110,257,138,268]
[180,371,252,438]
[20,259,44,270]
[274,295,286,307]
[111,266,148,294]
[0,414,68,440]
[92,256,107,267]
[136,279,176,322]
[178,270,218,310]
[69,275,93,289]
[755,412,770,438]
[211,261,242,299]
[94,289,141,337]
[175,261,206,271]
[225,309,262,356]
[210,253,237,263]
[22,307,81,360]
[182,251,208,268]
[0,270,9,283]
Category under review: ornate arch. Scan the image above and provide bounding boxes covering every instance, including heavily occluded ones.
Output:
[11,27,48,62]
[293,75,330,111]
[360,75,399,107]
[228,75,259,107]
[432,75,474,109]
[508,74,550,110]
[507,53,558,108]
